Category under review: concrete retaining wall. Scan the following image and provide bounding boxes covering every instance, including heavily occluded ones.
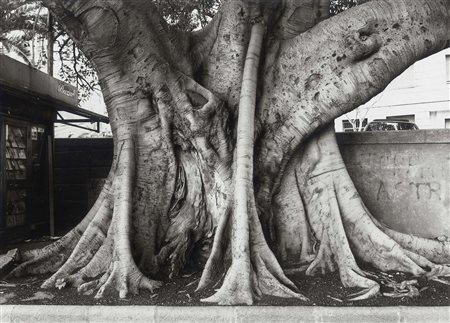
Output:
[336,129,450,238]
[54,130,450,238]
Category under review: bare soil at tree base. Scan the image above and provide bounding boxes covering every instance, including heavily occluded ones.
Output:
[0,268,448,307]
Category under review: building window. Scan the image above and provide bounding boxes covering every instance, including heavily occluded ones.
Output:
[446,55,450,83]
[445,119,450,129]
[342,118,368,132]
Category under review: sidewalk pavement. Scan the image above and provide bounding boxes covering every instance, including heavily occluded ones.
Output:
[0,305,448,322]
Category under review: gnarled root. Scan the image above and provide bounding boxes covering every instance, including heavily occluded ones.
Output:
[286,125,450,300]
[5,136,164,298]
[273,161,315,268]
[250,221,307,301]
[78,255,163,299]
[156,152,214,278]
[199,186,307,305]
[335,159,450,282]
[300,170,381,300]
[41,195,113,288]
[202,260,255,305]
[200,209,307,305]
[58,227,114,290]
[199,19,305,305]
[368,213,450,265]
[7,168,115,278]
[85,137,162,298]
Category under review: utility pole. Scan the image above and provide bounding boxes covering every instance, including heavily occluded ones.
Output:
[47,13,54,76]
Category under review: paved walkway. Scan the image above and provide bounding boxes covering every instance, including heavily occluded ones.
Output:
[0,305,448,322]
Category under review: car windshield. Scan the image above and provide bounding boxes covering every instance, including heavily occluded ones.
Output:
[365,121,418,131]
[366,122,396,131]
[397,122,417,130]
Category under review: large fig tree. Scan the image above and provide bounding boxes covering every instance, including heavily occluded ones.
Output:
[5,0,450,305]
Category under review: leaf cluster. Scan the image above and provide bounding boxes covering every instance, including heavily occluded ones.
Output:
[154,0,220,31]
[330,0,357,15]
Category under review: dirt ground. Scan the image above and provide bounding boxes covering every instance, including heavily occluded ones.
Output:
[0,240,449,306]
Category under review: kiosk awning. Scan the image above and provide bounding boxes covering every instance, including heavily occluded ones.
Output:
[0,54,109,132]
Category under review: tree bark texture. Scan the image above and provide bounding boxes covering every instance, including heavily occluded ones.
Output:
[4,0,450,305]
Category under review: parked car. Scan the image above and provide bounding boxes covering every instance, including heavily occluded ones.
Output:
[364,119,419,131]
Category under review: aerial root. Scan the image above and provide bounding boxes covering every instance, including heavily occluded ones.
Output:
[199,213,306,304]
[73,250,163,298]
[342,268,380,301]
[273,158,316,267]
[257,248,300,293]
[363,271,420,298]
[305,234,336,276]
[8,218,97,278]
[83,136,162,299]
[293,161,380,301]
[200,248,307,305]
[248,198,303,297]
[156,231,192,279]
[367,211,450,264]
[84,260,163,299]
[335,168,450,284]
[6,168,115,278]
[41,196,113,289]
[347,285,380,301]
[199,18,282,306]
[196,251,223,292]
[7,217,97,278]
[157,152,213,279]
[200,193,307,304]
[253,252,307,301]
[338,179,450,297]
[77,265,112,296]
[196,205,230,291]
[55,227,114,289]
[37,136,163,298]
[287,125,450,300]
[201,261,255,305]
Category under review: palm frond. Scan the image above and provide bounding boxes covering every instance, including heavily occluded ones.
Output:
[0,39,32,64]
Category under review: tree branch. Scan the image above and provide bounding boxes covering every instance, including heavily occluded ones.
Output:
[255,0,450,226]
[187,10,223,70]
[275,0,332,39]
[40,0,85,43]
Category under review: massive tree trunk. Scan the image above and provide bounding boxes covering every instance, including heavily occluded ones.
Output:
[4,0,450,304]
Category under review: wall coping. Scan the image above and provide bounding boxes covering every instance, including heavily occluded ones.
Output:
[55,129,450,146]
[336,129,450,145]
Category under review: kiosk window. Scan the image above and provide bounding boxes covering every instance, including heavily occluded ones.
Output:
[5,124,28,227]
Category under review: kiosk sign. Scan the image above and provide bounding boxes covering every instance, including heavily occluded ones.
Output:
[57,82,77,98]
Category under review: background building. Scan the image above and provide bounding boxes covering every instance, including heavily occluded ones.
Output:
[335,48,450,132]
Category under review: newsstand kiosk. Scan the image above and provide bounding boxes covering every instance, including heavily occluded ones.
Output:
[0,54,108,245]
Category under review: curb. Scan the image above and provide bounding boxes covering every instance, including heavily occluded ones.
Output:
[0,305,448,322]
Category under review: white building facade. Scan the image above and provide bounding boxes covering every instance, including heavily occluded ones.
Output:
[335,48,450,132]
